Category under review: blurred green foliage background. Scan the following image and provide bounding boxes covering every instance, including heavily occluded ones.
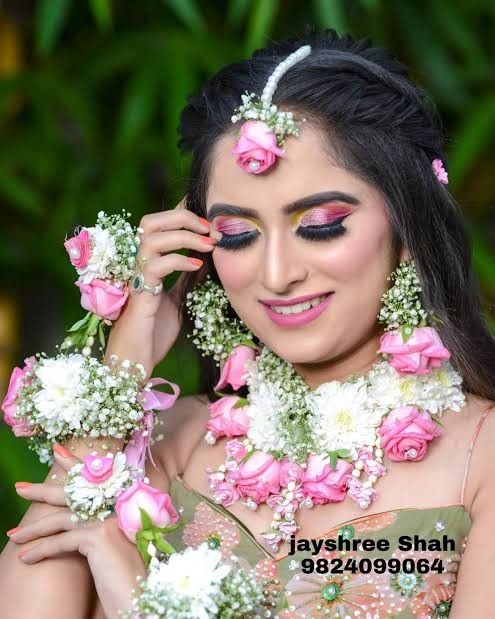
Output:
[0,0,494,544]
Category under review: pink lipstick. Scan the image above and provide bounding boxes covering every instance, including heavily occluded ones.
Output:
[259,291,334,327]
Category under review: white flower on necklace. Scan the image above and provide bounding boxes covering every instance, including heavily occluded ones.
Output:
[309,379,384,452]
[246,379,286,452]
[367,361,424,411]
[416,362,465,414]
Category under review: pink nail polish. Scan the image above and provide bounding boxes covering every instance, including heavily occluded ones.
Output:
[15,482,32,489]
[7,526,22,536]
[53,443,72,458]
[17,548,29,559]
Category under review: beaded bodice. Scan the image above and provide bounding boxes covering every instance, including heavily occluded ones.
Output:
[167,476,471,618]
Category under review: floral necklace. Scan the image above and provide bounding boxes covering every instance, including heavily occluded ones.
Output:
[186,262,466,552]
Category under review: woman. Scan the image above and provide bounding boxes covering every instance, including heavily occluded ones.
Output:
[2,28,495,618]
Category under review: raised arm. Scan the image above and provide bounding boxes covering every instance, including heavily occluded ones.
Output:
[0,202,215,618]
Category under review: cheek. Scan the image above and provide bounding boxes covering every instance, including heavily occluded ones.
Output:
[213,250,257,294]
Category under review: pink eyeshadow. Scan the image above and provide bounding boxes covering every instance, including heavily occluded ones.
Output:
[214,217,256,234]
[298,206,352,226]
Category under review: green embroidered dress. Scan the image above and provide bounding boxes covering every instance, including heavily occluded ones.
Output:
[167,476,470,618]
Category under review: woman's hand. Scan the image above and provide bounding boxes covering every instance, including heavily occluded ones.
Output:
[9,447,146,618]
[105,197,216,376]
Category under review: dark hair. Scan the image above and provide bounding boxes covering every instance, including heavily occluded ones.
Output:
[176,27,495,403]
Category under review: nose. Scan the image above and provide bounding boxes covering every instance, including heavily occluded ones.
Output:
[261,232,308,294]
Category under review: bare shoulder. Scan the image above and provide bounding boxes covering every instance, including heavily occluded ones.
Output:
[150,392,210,481]
[452,392,495,511]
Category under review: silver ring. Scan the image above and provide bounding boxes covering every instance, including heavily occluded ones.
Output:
[132,274,163,295]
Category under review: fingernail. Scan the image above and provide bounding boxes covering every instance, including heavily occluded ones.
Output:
[53,443,72,458]
[187,257,203,267]
[200,236,216,245]
[7,526,22,536]
[17,548,30,559]
[198,217,210,228]
[15,482,32,489]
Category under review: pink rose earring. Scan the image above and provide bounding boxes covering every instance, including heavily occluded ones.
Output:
[231,44,311,174]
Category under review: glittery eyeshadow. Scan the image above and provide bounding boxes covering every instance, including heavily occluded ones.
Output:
[214,217,258,235]
[297,206,352,227]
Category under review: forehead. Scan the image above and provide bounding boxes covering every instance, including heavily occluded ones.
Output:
[206,123,377,213]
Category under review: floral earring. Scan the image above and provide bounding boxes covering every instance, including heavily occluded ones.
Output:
[377,259,451,374]
[185,275,256,364]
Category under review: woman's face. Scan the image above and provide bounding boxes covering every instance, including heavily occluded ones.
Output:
[206,124,406,371]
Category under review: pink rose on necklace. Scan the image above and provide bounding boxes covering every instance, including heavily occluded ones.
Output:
[379,326,450,375]
[225,439,248,461]
[378,405,442,462]
[64,228,91,270]
[301,454,353,505]
[232,120,285,174]
[206,395,249,440]
[75,278,129,321]
[214,345,257,391]
[230,451,281,503]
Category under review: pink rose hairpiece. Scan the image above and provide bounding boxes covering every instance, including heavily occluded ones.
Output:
[231,44,312,174]
[432,158,448,184]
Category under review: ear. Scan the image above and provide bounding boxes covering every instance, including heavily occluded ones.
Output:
[399,246,411,261]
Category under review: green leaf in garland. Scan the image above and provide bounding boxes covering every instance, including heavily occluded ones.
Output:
[401,324,415,342]
[139,507,153,530]
[153,535,176,556]
[67,312,92,333]
[233,397,249,408]
[98,321,106,349]
[136,533,151,565]
[328,449,352,470]
[430,413,445,428]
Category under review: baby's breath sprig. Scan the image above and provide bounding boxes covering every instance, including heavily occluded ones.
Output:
[231,93,300,148]
[13,352,147,465]
[96,210,138,282]
[185,275,254,364]
[250,347,316,464]
[378,259,429,340]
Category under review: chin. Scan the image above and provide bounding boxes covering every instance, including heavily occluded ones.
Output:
[259,332,335,365]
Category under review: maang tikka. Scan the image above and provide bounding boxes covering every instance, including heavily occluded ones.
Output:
[231,44,311,174]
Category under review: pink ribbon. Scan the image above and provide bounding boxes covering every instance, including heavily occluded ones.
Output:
[124,378,180,474]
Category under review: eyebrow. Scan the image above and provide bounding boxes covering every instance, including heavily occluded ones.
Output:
[206,191,360,221]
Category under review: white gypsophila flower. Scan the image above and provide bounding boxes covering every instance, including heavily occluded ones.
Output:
[415,362,466,414]
[32,354,88,434]
[309,379,385,452]
[64,452,132,521]
[77,225,116,283]
[367,361,425,411]
[143,545,230,619]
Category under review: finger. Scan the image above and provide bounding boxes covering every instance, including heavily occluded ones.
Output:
[138,208,209,237]
[52,442,82,472]
[140,253,204,285]
[17,529,91,563]
[139,229,216,258]
[15,481,67,506]
[8,510,77,544]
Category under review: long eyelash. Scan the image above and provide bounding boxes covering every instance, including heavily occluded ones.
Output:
[215,218,347,250]
[215,230,260,250]
[297,218,347,241]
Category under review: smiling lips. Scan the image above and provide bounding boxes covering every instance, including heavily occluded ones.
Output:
[260,291,334,327]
